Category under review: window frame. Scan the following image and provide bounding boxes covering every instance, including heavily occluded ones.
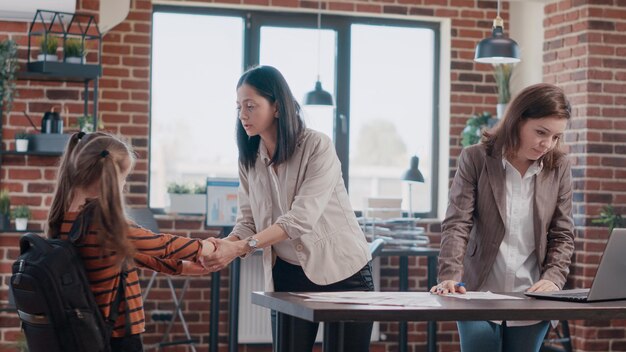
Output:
[150,5,441,218]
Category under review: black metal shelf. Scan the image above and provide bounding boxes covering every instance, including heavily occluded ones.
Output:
[0,228,37,233]
[19,62,101,82]
[0,150,63,157]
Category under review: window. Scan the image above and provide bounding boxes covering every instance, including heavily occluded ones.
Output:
[150,6,440,217]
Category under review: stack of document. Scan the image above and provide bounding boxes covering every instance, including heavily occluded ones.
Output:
[292,292,441,307]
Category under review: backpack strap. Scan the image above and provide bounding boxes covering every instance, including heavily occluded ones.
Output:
[68,209,131,336]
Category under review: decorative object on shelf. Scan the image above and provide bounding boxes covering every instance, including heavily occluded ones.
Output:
[494,63,514,119]
[11,205,31,231]
[303,0,333,107]
[0,189,10,231]
[38,33,59,62]
[27,10,102,76]
[15,130,29,152]
[461,111,497,147]
[64,38,85,64]
[0,39,19,115]
[474,0,520,64]
[592,204,624,234]
[166,182,207,215]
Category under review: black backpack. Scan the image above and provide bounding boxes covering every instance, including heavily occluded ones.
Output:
[10,221,127,352]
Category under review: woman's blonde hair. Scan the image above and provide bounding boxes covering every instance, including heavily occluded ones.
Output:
[47,132,136,259]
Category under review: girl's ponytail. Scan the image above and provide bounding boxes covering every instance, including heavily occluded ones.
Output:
[47,132,85,238]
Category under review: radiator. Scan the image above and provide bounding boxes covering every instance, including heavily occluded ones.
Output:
[237,254,381,344]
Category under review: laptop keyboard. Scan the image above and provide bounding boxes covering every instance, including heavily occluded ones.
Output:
[551,291,589,302]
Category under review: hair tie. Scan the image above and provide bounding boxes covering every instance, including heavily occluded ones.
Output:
[100,150,109,158]
[77,131,86,140]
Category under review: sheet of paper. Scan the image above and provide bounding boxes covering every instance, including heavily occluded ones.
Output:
[291,292,442,307]
[443,291,523,300]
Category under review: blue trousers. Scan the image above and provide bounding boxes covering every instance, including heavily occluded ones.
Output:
[457,320,550,352]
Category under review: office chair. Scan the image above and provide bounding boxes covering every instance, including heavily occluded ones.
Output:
[126,207,198,351]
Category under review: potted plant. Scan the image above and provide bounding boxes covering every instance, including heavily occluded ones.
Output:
[15,130,29,152]
[0,39,19,115]
[166,182,207,215]
[11,205,31,231]
[461,112,497,147]
[64,38,85,64]
[74,114,103,132]
[38,34,58,62]
[592,204,624,233]
[0,189,10,231]
[493,63,514,119]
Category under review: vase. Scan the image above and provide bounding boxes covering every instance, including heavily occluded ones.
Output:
[497,103,508,120]
[66,56,84,64]
[15,139,29,152]
[37,54,58,62]
[15,218,28,231]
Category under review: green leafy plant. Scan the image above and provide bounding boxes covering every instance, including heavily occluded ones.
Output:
[192,184,207,194]
[461,112,497,147]
[494,63,514,104]
[64,38,85,58]
[74,115,103,132]
[0,39,19,114]
[167,183,192,194]
[15,130,29,139]
[0,189,10,216]
[11,205,31,220]
[39,34,58,55]
[592,205,624,233]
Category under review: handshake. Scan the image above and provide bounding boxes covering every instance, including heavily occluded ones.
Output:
[181,237,247,276]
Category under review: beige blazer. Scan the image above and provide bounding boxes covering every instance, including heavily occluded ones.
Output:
[230,129,371,291]
[438,144,575,290]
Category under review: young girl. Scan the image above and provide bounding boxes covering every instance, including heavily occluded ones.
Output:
[47,131,215,351]
[431,83,575,352]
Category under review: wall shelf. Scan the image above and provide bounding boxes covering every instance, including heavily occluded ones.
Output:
[0,150,63,157]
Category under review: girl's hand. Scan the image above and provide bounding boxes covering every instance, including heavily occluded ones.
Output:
[430,280,467,295]
[526,279,559,293]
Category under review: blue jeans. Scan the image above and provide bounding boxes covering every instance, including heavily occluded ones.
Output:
[457,321,550,352]
[271,257,374,352]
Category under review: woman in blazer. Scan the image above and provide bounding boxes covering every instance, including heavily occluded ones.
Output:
[202,66,373,351]
[431,83,575,352]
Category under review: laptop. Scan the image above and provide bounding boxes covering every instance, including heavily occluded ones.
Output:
[525,228,626,303]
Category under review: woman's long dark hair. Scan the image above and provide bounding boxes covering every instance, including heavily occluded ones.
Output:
[236,66,305,170]
[482,83,571,170]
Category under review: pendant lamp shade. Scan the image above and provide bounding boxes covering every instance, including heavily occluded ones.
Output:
[304,80,334,106]
[474,0,520,64]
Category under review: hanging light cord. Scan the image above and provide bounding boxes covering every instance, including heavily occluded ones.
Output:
[315,0,322,81]
[497,0,500,18]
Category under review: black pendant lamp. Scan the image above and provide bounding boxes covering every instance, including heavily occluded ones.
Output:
[304,1,334,106]
[474,0,520,64]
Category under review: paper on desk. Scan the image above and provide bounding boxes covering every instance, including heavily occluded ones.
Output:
[291,291,441,307]
[444,291,523,300]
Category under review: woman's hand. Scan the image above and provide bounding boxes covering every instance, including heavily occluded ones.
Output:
[526,279,559,293]
[430,280,467,295]
[181,261,213,275]
[199,238,246,272]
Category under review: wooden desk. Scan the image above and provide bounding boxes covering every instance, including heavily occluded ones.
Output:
[378,247,439,352]
[252,292,626,352]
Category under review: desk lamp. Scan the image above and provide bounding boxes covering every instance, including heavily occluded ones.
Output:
[402,155,425,218]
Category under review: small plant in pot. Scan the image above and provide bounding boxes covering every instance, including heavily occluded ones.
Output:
[38,34,58,62]
[592,204,624,234]
[15,130,29,152]
[64,38,85,64]
[11,205,31,231]
[0,189,10,231]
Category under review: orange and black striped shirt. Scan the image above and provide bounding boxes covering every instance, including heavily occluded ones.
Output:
[58,212,203,337]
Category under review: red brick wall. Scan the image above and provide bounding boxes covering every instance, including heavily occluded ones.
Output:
[544,1,626,351]
[7,0,621,352]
